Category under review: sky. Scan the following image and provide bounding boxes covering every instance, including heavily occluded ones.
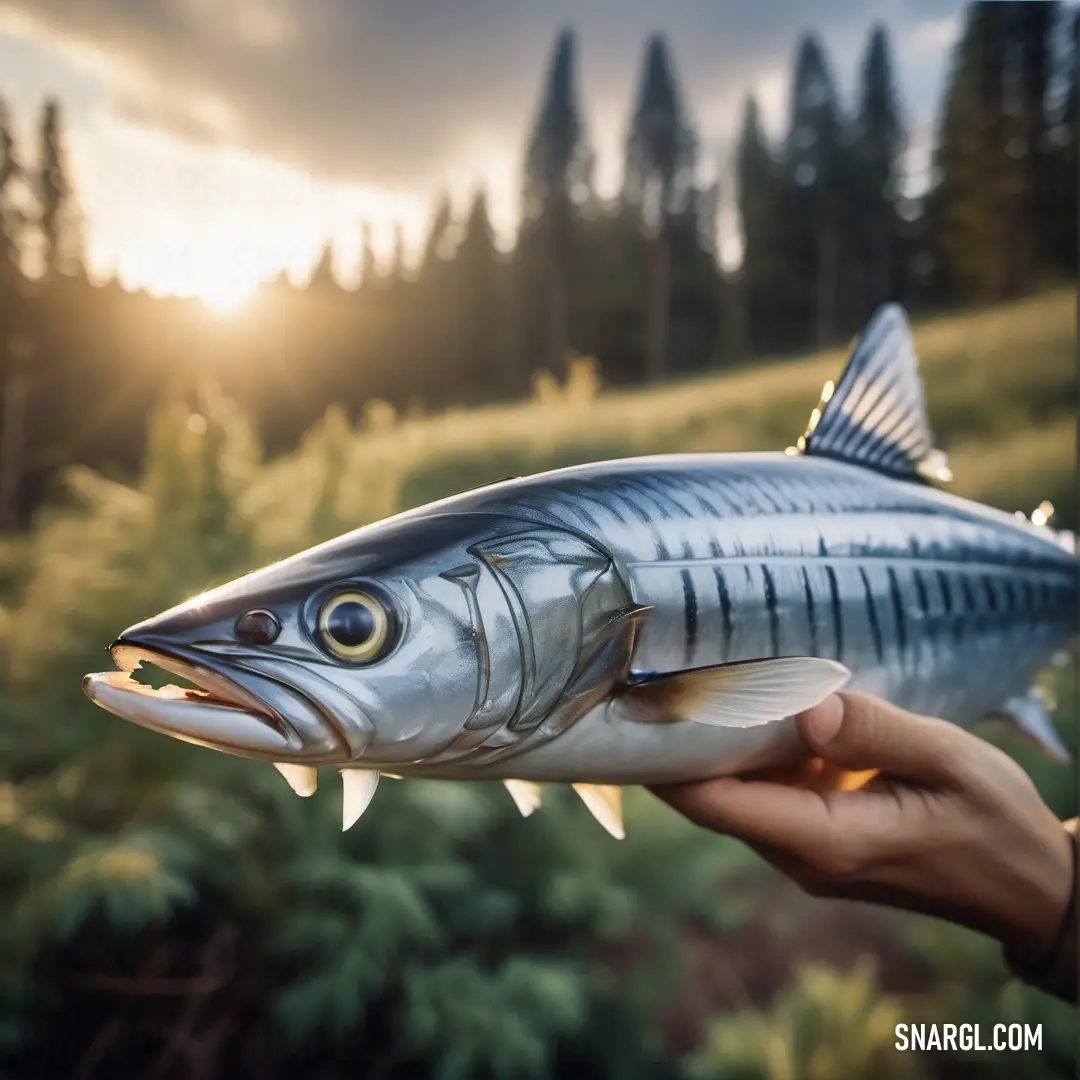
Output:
[0,0,966,309]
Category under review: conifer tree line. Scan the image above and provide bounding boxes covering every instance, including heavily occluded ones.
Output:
[0,2,1076,526]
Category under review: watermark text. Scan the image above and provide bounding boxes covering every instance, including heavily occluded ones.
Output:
[895,1023,1042,1052]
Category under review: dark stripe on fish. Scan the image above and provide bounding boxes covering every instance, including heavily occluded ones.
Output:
[859,566,884,662]
[936,570,953,615]
[913,569,930,617]
[713,567,733,660]
[959,573,976,617]
[681,569,698,665]
[802,566,818,655]
[825,564,843,661]
[887,567,907,655]
[936,568,959,643]
[762,564,780,655]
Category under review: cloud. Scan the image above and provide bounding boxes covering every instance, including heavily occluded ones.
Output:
[1,0,965,193]
[0,0,966,293]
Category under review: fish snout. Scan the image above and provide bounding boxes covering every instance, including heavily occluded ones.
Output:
[84,632,359,763]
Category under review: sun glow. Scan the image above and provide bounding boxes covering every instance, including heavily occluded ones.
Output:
[199,276,257,315]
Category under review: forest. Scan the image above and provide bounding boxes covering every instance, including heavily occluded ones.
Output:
[0,2,1076,526]
[0,1,1077,1078]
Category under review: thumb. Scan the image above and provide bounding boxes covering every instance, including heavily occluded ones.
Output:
[796,692,972,786]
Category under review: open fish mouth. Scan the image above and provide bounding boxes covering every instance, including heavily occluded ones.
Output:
[83,641,297,756]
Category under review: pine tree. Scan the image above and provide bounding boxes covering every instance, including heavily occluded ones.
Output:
[851,24,904,315]
[1007,1,1058,294]
[455,189,502,398]
[415,195,455,399]
[521,29,590,381]
[358,220,376,289]
[308,240,337,291]
[736,96,782,353]
[783,34,843,347]
[37,98,75,278]
[624,34,696,381]
[1054,6,1080,275]
[0,95,26,530]
[933,4,1007,299]
[420,191,454,277]
[0,95,20,282]
[933,2,1059,301]
[389,221,406,284]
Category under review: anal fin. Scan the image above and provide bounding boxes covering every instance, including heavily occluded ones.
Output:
[991,690,1070,763]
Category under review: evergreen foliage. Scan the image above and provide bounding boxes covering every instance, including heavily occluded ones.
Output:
[850,25,905,320]
[520,30,591,382]
[625,35,698,382]
[0,94,20,281]
[932,2,1073,300]
[0,289,1075,1078]
[1,13,1077,524]
[735,97,783,354]
[36,99,76,279]
[782,34,844,349]
[685,960,916,1080]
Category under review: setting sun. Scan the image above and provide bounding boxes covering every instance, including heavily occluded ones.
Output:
[199,277,256,315]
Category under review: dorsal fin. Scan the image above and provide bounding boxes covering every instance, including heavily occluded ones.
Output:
[794,304,952,484]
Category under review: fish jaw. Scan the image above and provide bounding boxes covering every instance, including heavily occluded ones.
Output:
[83,638,361,763]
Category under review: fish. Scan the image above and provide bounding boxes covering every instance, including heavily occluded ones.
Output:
[83,305,1079,838]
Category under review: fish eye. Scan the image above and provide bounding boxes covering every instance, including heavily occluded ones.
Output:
[318,591,392,662]
[235,609,281,645]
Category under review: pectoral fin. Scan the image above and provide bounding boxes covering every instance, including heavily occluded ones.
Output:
[572,783,624,839]
[503,779,542,817]
[991,690,1070,763]
[617,657,851,728]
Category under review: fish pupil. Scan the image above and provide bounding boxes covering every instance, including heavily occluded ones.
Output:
[235,609,280,646]
[327,602,375,647]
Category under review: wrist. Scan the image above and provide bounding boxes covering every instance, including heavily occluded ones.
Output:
[1000,818,1076,960]
[1002,821,1078,1003]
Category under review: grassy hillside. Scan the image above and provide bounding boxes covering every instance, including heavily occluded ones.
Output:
[250,288,1077,551]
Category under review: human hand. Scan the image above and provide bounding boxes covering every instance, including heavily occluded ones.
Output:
[651,692,1075,959]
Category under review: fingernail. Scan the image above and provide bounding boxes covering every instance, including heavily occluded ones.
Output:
[802,694,844,745]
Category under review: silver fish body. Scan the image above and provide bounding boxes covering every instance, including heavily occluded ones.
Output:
[82,305,1078,831]
[376,451,1077,783]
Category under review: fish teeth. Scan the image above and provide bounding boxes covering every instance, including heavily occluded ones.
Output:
[273,763,317,797]
[341,769,380,831]
[572,783,625,839]
[503,779,542,817]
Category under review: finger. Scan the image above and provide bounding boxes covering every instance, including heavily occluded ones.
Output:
[796,692,980,786]
[650,775,838,851]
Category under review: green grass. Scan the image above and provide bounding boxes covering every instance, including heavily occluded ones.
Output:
[311,287,1076,528]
